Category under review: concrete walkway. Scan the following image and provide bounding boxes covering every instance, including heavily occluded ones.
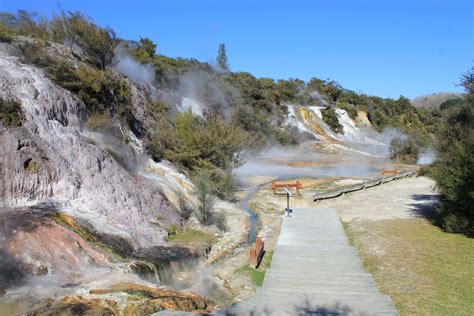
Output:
[225,208,398,315]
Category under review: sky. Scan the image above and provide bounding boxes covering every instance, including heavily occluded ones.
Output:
[1,0,473,99]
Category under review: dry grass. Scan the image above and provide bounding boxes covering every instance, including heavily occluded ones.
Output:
[344,218,474,315]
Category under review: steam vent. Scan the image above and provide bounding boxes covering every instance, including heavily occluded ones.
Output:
[1,2,472,315]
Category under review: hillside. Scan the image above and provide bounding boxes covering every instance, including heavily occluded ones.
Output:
[1,9,464,314]
[411,92,464,110]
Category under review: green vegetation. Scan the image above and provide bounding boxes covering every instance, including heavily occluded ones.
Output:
[235,250,274,287]
[0,98,22,127]
[431,67,474,235]
[165,227,215,247]
[345,219,474,315]
[24,158,39,173]
[389,136,420,164]
[320,106,343,133]
[84,112,111,133]
[193,171,217,225]
[177,192,193,220]
[1,10,117,69]
[217,43,229,71]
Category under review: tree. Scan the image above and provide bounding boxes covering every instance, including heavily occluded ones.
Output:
[389,136,420,164]
[194,171,216,225]
[432,66,474,235]
[321,107,343,134]
[138,37,157,58]
[54,11,118,69]
[217,43,229,72]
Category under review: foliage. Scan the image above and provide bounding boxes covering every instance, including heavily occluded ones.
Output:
[18,42,129,115]
[177,191,193,220]
[193,170,216,225]
[389,136,420,164]
[138,37,157,58]
[217,43,229,71]
[320,106,343,133]
[431,69,474,235]
[216,211,227,232]
[152,110,246,171]
[0,98,22,127]
[0,10,48,40]
[209,168,237,201]
[0,10,117,69]
[85,112,111,133]
[51,11,117,69]
[0,23,14,42]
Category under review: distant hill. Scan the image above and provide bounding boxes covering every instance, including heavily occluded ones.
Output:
[411,92,464,110]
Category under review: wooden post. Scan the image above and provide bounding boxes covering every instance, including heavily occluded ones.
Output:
[249,237,265,268]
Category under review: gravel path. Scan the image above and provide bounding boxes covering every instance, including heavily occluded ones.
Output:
[316,177,437,222]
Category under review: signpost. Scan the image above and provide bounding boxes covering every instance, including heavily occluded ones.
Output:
[284,188,293,217]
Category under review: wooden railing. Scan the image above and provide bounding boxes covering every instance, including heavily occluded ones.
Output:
[314,170,417,202]
[271,180,302,196]
[249,237,265,268]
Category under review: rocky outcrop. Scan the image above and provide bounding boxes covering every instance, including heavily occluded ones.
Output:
[28,283,216,315]
[355,110,372,128]
[0,44,179,250]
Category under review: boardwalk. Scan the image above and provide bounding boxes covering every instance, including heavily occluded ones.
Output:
[226,208,398,315]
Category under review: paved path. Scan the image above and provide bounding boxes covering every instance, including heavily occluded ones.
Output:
[225,208,398,315]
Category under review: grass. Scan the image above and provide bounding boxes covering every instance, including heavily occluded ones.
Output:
[165,228,216,247]
[235,250,274,287]
[0,97,22,127]
[344,218,474,316]
[49,212,126,259]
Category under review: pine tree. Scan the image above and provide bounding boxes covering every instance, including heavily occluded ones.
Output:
[217,43,229,72]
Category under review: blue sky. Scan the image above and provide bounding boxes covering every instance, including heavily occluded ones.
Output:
[1,0,473,98]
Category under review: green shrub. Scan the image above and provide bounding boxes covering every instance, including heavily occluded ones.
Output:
[0,98,22,127]
[177,192,193,220]
[211,168,237,201]
[85,112,111,133]
[389,136,420,164]
[51,11,117,69]
[0,23,14,42]
[18,42,129,114]
[164,224,180,237]
[321,106,343,133]
[432,73,474,235]
[193,170,216,225]
[216,211,227,232]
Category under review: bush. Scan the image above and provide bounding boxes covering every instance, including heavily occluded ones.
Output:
[432,86,474,235]
[18,42,130,115]
[153,110,247,171]
[216,211,227,232]
[0,23,14,42]
[51,11,117,69]
[321,106,343,134]
[209,168,236,201]
[193,171,216,225]
[389,136,420,164]
[0,98,22,127]
[177,191,193,220]
[85,112,111,133]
